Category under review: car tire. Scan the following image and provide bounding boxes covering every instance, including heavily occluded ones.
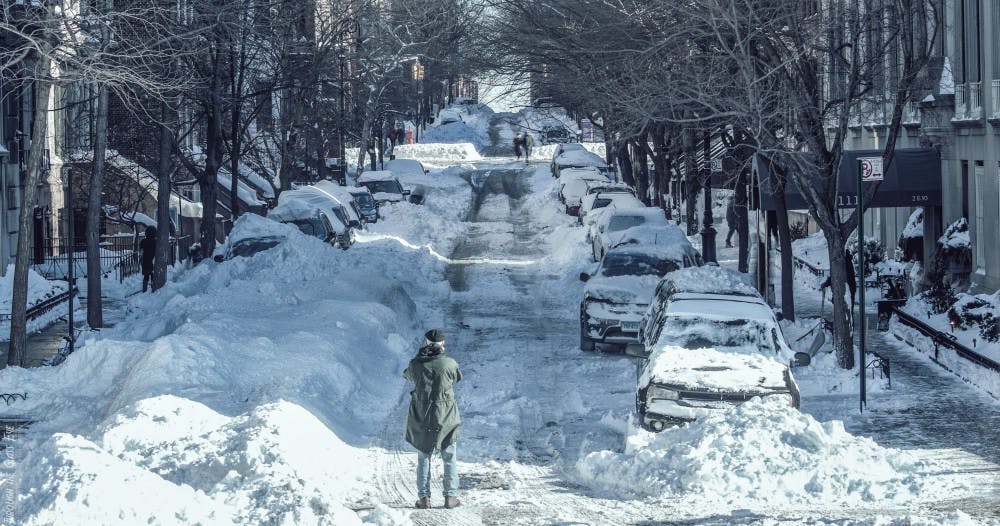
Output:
[580,327,596,352]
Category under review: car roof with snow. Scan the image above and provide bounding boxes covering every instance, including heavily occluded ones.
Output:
[609,224,690,248]
[597,207,668,226]
[227,213,296,247]
[603,241,697,263]
[585,180,633,193]
[663,292,776,323]
[656,266,759,298]
[554,150,607,167]
[357,170,399,183]
[385,159,426,176]
[558,166,605,182]
[638,343,791,394]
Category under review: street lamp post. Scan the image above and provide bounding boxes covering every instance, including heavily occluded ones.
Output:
[338,53,346,186]
[63,168,75,354]
[701,130,718,264]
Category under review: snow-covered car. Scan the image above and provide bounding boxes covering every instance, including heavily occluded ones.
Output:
[214,213,294,261]
[628,267,799,430]
[591,208,669,261]
[435,107,463,125]
[557,167,607,215]
[606,224,704,266]
[579,192,645,227]
[384,158,429,177]
[578,245,699,352]
[540,125,573,145]
[551,149,606,178]
[347,188,379,223]
[635,343,800,432]
[275,187,358,249]
[357,170,410,205]
[268,200,339,243]
[310,180,366,229]
[585,180,634,197]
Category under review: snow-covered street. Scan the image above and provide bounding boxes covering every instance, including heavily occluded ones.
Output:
[0,158,996,525]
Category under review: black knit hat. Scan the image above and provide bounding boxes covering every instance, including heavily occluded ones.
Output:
[424,329,446,343]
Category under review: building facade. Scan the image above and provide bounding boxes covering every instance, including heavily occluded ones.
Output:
[841,0,1000,292]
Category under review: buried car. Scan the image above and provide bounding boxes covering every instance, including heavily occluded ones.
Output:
[591,207,670,261]
[628,266,800,431]
[579,245,700,352]
[214,213,295,262]
[357,171,410,205]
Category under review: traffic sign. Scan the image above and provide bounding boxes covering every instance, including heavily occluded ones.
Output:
[710,158,723,173]
[859,157,883,182]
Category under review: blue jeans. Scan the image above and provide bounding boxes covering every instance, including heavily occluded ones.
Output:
[416,443,458,498]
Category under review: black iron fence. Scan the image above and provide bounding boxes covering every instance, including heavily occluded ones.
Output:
[30,235,194,283]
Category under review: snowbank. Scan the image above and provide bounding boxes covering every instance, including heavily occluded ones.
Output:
[393,142,483,163]
[0,265,70,342]
[575,397,935,506]
[792,232,830,273]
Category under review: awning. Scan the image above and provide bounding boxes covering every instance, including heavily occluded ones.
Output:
[752,148,941,210]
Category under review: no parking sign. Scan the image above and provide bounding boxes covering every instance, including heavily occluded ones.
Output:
[859,156,883,182]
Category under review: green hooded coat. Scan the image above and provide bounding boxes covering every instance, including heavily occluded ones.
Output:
[403,345,462,454]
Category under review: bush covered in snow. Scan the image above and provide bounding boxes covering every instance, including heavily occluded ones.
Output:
[946,292,999,343]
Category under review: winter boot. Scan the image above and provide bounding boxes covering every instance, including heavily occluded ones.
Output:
[415,497,430,509]
[444,496,461,509]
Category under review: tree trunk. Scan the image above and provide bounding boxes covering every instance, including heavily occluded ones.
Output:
[229,103,241,219]
[682,128,699,235]
[154,100,172,291]
[824,227,854,369]
[200,54,224,257]
[616,141,634,186]
[734,165,750,273]
[651,125,669,210]
[8,73,52,367]
[774,190,795,321]
[86,83,109,328]
[633,133,650,205]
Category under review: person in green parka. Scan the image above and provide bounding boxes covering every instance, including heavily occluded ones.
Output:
[404,329,463,509]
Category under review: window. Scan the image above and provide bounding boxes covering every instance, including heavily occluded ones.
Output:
[6,181,18,210]
[958,0,982,83]
[961,160,970,218]
[974,161,985,272]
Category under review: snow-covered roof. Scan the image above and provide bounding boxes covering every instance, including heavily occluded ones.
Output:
[357,170,399,183]
[664,292,776,323]
[103,151,203,218]
[639,344,790,394]
[555,150,607,168]
[217,168,266,206]
[656,266,758,298]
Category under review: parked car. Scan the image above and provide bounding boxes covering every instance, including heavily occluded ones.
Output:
[277,187,359,249]
[628,266,799,431]
[606,224,704,266]
[268,199,340,245]
[584,180,634,197]
[357,170,410,205]
[436,107,463,125]
[540,125,573,145]
[384,158,429,177]
[578,244,700,352]
[348,188,379,223]
[311,180,366,229]
[591,208,669,262]
[214,214,292,262]
[579,192,645,227]
[551,148,605,178]
[559,169,609,215]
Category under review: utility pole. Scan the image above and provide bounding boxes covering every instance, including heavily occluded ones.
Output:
[338,52,346,186]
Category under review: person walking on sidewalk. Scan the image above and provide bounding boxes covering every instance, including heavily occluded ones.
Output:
[404,329,463,509]
[523,132,534,161]
[139,226,156,292]
[725,199,737,248]
[513,133,523,160]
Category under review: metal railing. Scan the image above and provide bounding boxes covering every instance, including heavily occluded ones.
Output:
[903,100,920,124]
[954,83,967,120]
[992,79,1000,118]
[891,306,1000,372]
[31,235,193,283]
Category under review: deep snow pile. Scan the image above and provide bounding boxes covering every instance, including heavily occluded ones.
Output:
[393,142,483,163]
[0,171,473,524]
[0,265,70,341]
[575,397,937,506]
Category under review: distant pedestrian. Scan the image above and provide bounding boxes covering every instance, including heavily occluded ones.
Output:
[523,132,534,161]
[820,248,857,309]
[139,226,156,292]
[513,133,523,160]
[405,329,463,509]
[725,199,737,248]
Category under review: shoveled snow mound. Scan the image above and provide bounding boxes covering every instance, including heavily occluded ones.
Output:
[0,265,70,342]
[575,397,934,505]
[20,398,368,526]
[531,142,606,162]
[394,142,482,163]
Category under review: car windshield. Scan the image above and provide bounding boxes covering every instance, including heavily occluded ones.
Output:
[229,237,282,258]
[351,193,375,208]
[329,206,348,225]
[287,219,326,240]
[661,317,774,352]
[363,180,403,194]
[600,253,680,277]
[592,198,614,209]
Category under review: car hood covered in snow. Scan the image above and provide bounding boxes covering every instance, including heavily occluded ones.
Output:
[555,150,607,168]
[639,344,792,395]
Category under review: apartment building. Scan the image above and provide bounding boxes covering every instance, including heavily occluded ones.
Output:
[842,0,1000,292]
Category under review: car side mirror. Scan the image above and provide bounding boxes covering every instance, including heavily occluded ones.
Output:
[792,352,812,367]
[213,254,225,263]
[625,342,648,357]
[423,169,430,174]
[349,220,361,228]
[579,272,590,282]
[402,189,411,196]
